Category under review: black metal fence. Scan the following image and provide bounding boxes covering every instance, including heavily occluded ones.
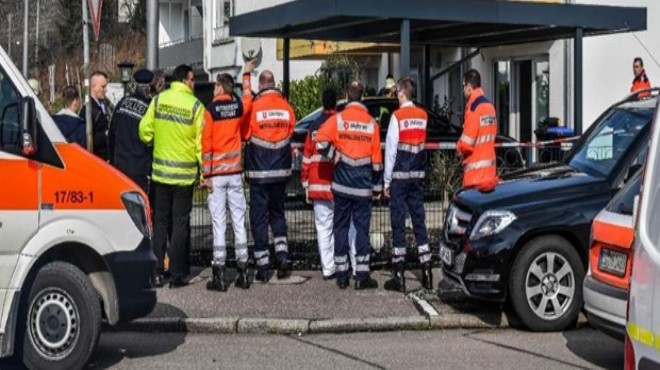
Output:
[189,143,573,267]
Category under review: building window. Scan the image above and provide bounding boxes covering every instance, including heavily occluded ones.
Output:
[214,0,233,42]
[494,60,511,136]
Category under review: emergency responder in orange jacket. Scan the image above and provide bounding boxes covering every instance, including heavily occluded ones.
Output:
[201,60,254,291]
[457,69,498,191]
[301,88,358,280]
[315,81,383,290]
[631,57,651,98]
[245,70,296,282]
[383,77,432,292]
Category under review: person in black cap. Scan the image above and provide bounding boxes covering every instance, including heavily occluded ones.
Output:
[109,68,156,192]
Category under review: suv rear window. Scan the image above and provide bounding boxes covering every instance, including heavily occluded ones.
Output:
[607,170,642,215]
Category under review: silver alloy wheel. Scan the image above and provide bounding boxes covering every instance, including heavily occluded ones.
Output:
[524,252,575,321]
[28,288,80,360]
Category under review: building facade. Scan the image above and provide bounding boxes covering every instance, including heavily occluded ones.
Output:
[157,0,658,141]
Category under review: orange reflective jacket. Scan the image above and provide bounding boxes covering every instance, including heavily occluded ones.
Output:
[202,73,252,177]
[457,88,498,191]
[245,89,296,184]
[315,102,383,199]
[631,71,651,98]
[301,109,336,200]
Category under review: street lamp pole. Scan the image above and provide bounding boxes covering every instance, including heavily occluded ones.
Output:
[23,0,28,77]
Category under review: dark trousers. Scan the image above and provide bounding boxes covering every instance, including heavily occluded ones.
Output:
[334,194,372,282]
[152,182,193,279]
[249,182,288,269]
[390,180,430,266]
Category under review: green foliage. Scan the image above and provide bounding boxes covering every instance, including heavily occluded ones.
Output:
[282,53,363,120]
[430,150,463,201]
[280,74,325,120]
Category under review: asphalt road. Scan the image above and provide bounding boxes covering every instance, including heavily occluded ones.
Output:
[2,327,623,369]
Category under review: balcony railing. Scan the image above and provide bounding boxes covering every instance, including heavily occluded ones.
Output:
[213,26,233,44]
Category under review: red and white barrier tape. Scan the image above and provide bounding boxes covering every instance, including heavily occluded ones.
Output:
[290,136,580,151]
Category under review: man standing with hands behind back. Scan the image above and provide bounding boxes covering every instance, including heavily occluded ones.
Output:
[245,69,296,283]
[139,64,204,288]
[315,80,383,290]
[383,77,432,292]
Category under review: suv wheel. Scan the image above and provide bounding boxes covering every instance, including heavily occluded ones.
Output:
[509,235,585,332]
[18,261,101,370]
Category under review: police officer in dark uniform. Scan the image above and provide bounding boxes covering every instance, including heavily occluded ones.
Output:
[109,69,155,192]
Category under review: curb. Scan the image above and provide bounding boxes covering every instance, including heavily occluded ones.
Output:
[115,312,512,334]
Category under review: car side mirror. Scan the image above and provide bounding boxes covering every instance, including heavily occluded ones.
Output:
[20,97,38,156]
[625,163,642,184]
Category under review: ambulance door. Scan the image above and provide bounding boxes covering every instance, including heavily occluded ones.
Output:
[628,100,660,367]
[0,70,39,319]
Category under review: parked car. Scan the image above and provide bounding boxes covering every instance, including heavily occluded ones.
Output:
[626,96,660,369]
[440,89,656,332]
[583,169,640,340]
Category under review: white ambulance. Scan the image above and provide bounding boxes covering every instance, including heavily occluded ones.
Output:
[627,98,660,369]
[0,45,156,369]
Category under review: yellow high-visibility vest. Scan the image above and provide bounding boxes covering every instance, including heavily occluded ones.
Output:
[139,82,204,186]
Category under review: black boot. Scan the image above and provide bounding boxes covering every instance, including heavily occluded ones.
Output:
[421,262,433,290]
[384,269,406,292]
[255,268,271,283]
[235,262,250,289]
[277,260,291,280]
[206,266,228,292]
[355,277,378,290]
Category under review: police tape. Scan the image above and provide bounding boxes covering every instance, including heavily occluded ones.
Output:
[289,136,580,151]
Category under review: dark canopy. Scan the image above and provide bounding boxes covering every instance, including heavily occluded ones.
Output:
[230,0,646,47]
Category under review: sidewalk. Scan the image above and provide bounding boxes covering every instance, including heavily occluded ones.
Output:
[115,267,517,334]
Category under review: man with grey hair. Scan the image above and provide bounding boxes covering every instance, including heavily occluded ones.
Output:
[109,68,155,192]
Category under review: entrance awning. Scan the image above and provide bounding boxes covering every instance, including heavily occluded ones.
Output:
[230,0,645,46]
[229,0,647,134]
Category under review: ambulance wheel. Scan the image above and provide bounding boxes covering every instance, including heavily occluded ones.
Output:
[509,235,584,332]
[18,261,101,370]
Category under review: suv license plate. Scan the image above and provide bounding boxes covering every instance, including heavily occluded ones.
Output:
[440,244,453,266]
[598,248,627,277]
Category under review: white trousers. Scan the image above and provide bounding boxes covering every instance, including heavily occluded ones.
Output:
[313,199,357,277]
[208,174,248,265]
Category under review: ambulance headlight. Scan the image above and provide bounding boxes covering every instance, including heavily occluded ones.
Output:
[121,191,152,239]
[469,210,516,241]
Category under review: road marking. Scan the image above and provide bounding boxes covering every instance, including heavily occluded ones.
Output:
[410,293,439,317]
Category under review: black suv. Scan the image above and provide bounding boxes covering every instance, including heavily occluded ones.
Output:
[440,90,657,332]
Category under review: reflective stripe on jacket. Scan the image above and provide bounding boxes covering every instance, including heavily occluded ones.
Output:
[244,89,296,184]
[202,73,252,177]
[315,102,383,199]
[456,88,498,190]
[139,81,204,186]
[384,101,427,186]
[301,109,336,201]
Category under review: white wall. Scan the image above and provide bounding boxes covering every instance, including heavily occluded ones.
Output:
[578,0,659,126]
[224,0,322,83]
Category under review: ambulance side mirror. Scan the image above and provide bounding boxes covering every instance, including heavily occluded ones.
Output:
[20,97,37,156]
